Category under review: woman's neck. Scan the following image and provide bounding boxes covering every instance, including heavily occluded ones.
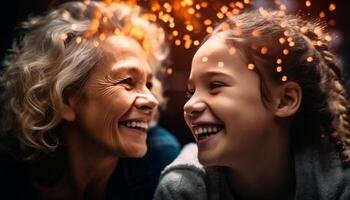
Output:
[226,128,295,200]
[65,137,118,199]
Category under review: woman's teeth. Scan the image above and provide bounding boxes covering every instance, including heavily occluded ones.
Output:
[121,120,148,130]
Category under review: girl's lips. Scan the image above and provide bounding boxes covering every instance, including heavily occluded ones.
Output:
[191,124,224,144]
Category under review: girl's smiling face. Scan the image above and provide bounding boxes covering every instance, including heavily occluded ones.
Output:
[184,35,281,167]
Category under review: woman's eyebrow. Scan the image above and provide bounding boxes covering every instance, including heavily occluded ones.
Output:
[109,66,142,78]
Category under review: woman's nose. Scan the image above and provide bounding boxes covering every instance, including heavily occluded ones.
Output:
[135,90,159,113]
[183,95,206,118]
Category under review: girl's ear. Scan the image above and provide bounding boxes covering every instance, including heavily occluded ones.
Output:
[274,81,302,118]
[61,89,78,122]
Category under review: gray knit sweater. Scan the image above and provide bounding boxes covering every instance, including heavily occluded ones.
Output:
[154,142,350,200]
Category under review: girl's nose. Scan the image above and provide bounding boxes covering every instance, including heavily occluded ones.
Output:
[183,96,206,118]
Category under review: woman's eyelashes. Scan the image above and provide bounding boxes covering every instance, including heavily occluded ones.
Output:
[116,77,134,89]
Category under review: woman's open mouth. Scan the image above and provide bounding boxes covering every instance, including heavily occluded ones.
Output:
[119,120,149,132]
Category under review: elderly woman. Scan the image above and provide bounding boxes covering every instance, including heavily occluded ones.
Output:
[0,1,172,199]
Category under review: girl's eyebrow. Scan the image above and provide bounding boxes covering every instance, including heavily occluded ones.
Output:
[202,70,235,81]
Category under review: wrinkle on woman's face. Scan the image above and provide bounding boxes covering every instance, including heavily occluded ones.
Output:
[69,36,157,157]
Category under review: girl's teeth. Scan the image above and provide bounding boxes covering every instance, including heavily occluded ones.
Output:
[193,126,223,135]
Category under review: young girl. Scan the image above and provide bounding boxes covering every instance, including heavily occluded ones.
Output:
[154,9,350,200]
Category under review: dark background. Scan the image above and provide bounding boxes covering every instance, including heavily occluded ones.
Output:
[1,0,349,146]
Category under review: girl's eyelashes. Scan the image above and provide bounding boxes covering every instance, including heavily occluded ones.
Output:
[186,90,194,98]
[146,81,153,90]
[209,81,225,91]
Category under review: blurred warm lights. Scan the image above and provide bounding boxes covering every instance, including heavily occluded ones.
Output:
[260,47,268,55]
[329,3,336,12]
[76,36,82,44]
[202,56,208,62]
[305,1,312,7]
[307,56,313,62]
[229,47,237,55]
[166,67,173,75]
[57,0,342,80]
[282,75,288,82]
[276,58,283,65]
[276,66,283,72]
[247,63,255,70]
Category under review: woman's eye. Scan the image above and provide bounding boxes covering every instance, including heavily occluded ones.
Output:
[209,82,224,90]
[117,77,133,86]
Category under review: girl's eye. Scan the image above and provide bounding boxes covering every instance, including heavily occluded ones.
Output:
[146,81,153,90]
[209,82,225,90]
[186,90,194,98]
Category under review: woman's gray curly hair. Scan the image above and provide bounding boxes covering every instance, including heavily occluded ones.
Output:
[0,1,169,159]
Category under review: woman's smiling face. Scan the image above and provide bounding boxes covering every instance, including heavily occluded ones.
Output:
[69,36,158,157]
[184,35,278,167]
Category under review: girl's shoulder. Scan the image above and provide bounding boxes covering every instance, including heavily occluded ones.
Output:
[153,143,208,200]
[154,143,234,200]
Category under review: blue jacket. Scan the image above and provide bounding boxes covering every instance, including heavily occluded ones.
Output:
[0,126,180,200]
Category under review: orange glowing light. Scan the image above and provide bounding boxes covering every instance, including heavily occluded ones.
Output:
[217,12,225,19]
[248,63,255,70]
[175,39,181,46]
[276,58,283,65]
[76,37,82,44]
[283,49,289,55]
[329,3,336,12]
[325,35,332,42]
[172,30,179,36]
[252,29,261,37]
[93,40,99,47]
[99,33,106,41]
[186,24,194,31]
[60,33,68,40]
[260,47,268,55]
[300,26,308,33]
[319,11,326,18]
[220,6,229,13]
[282,75,288,82]
[202,56,208,62]
[204,19,212,26]
[276,66,283,72]
[229,47,236,55]
[307,56,313,62]
[305,1,312,7]
[279,37,286,44]
[200,2,208,8]
[193,40,200,46]
[188,8,195,15]
[166,67,173,75]
[206,26,213,33]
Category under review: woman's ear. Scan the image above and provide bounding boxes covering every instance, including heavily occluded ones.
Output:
[61,89,77,122]
[274,81,302,118]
